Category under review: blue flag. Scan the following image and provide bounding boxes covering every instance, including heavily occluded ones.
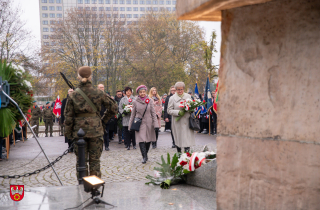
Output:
[194,82,199,99]
[204,76,213,110]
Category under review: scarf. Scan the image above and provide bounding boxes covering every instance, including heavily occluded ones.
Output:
[139,96,147,101]
[177,93,184,98]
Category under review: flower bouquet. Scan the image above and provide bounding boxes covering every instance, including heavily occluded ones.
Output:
[146,151,216,189]
[176,99,206,121]
[122,104,133,117]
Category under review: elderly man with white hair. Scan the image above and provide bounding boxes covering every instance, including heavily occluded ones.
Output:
[167,81,195,153]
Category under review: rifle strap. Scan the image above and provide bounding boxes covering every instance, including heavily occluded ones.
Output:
[75,88,97,113]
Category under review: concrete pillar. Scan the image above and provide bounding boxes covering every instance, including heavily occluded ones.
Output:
[217,0,320,209]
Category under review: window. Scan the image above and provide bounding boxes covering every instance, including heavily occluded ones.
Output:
[99,7,104,10]
[140,7,145,11]
[51,42,56,46]
[166,0,170,4]
[57,13,62,18]
[113,14,118,18]
[85,0,90,3]
[159,0,164,4]
[133,0,138,4]
[106,7,111,10]
[153,0,157,4]
[146,0,151,4]
[127,21,132,24]
[50,20,56,24]
[120,7,125,11]
[42,6,48,10]
[92,7,97,10]
[42,0,47,3]
[140,0,144,4]
[172,0,175,4]
[126,14,132,18]
[133,7,138,11]
[78,0,83,3]
[42,13,48,18]
[57,6,62,11]
[166,7,171,11]
[99,14,104,17]
[57,21,62,24]
[43,20,48,25]
[43,35,49,39]
[49,13,55,18]
[133,14,138,18]
[146,7,151,11]
[49,0,54,3]
[78,6,83,10]
[85,7,90,10]
[113,0,118,3]
[140,14,145,17]
[127,7,131,11]
[56,0,62,3]
[113,7,118,11]
[92,0,97,3]
[106,14,111,18]
[105,0,110,3]
[50,28,56,32]
[160,7,165,10]
[99,0,104,3]
[126,0,131,4]
[120,0,124,3]
[172,6,175,11]
[49,6,55,10]
[120,14,125,18]
[43,28,49,32]
[44,42,49,46]
[153,7,158,11]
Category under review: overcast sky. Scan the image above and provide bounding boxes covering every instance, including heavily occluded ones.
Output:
[13,0,221,65]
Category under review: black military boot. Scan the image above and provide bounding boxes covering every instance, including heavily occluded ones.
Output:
[139,142,147,164]
[184,147,190,153]
[176,146,182,153]
[45,134,48,137]
[50,134,53,137]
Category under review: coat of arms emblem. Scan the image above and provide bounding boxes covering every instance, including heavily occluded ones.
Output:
[10,185,24,201]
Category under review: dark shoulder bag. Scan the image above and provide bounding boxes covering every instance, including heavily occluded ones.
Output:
[189,112,201,131]
[130,104,148,132]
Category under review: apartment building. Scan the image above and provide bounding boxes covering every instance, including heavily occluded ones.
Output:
[39,0,177,46]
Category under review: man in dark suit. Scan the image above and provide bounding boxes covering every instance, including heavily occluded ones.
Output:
[164,86,176,148]
[61,88,74,152]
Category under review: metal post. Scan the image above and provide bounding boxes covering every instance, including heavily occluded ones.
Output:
[77,128,86,185]
[0,84,63,185]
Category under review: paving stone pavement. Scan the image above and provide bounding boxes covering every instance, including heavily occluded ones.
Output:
[0,131,216,190]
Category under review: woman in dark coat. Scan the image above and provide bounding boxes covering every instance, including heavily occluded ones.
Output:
[129,85,159,164]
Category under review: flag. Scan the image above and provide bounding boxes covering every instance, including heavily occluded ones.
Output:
[194,82,199,99]
[213,80,219,113]
[53,95,62,118]
[204,76,212,110]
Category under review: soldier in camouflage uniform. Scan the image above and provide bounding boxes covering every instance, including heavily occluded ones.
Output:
[30,100,42,138]
[64,66,118,178]
[43,102,55,137]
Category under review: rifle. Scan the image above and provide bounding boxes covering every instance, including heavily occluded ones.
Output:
[60,72,75,90]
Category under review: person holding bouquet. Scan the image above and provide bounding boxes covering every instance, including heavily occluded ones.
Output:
[119,87,136,150]
[167,82,195,153]
[149,87,162,149]
[129,85,159,164]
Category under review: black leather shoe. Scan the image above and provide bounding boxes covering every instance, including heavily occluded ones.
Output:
[105,148,110,151]
[172,145,176,148]
[118,141,122,144]
[127,146,130,150]
[133,146,136,149]
[50,134,53,137]
[45,134,48,137]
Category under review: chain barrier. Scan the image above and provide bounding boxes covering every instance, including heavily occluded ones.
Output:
[0,142,74,179]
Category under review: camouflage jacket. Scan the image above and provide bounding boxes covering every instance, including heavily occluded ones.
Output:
[42,107,55,120]
[64,81,118,139]
[31,106,42,121]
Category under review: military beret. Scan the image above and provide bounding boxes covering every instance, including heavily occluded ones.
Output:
[78,66,92,78]
[32,100,37,103]
[46,102,50,105]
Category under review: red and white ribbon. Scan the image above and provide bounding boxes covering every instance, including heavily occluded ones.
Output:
[189,152,198,171]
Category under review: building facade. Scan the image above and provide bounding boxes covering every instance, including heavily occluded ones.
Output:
[39,0,176,46]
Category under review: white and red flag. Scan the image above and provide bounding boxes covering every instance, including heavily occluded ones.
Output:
[53,95,62,118]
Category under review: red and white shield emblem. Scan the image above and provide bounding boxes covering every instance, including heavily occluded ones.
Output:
[10,185,24,201]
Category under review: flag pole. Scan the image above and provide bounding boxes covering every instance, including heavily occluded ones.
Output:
[208,73,211,136]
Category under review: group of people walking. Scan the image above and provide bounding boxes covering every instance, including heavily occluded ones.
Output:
[61,66,213,179]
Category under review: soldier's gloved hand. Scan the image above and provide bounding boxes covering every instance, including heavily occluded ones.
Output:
[154,128,159,132]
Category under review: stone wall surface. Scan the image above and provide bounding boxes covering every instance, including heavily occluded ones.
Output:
[217,0,320,209]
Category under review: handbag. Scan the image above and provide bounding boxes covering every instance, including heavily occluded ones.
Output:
[189,113,200,131]
[130,104,148,132]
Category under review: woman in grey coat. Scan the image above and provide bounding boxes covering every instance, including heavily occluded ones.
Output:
[167,82,195,153]
[119,87,136,150]
[129,85,159,164]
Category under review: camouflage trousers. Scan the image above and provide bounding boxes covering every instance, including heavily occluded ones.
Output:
[44,119,53,135]
[30,119,39,136]
[74,137,103,178]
